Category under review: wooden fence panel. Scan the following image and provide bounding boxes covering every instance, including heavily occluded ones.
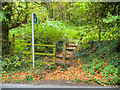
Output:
[12,34,56,65]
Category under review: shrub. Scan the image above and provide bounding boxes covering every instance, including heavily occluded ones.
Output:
[9,21,79,59]
[2,52,30,73]
[76,40,120,85]
[24,75,33,82]
[82,59,120,85]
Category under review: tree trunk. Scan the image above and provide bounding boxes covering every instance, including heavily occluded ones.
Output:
[2,2,12,56]
[2,2,28,56]
[98,19,101,46]
[50,3,53,19]
[2,23,10,55]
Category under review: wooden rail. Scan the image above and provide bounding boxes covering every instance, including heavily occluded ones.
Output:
[13,43,55,47]
[13,51,55,56]
[12,34,56,65]
[27,60,54,64]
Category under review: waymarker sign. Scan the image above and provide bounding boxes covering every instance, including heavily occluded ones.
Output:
[32,13,37,73]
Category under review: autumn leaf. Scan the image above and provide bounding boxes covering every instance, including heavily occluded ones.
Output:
[90,51,93,53]
[96,71,98,73]
[67,78,69,80]
[78,65,81,69]
[100,75,102,78]
[78,59,80,63]
[104,63,107,66]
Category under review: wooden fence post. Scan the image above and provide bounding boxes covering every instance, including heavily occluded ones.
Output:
[52,41,56,64]
[62,41,66,65]
[30,45,32,61]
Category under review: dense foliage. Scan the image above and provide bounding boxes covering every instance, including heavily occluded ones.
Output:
[2,2,120,86]
[9,21,78,52]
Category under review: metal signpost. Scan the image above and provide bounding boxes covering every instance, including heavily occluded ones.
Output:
[32,13,37,73]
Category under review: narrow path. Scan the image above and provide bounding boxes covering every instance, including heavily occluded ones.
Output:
[42,41,85,81]
[56,42,78,66]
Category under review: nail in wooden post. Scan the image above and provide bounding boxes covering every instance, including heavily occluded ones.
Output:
[63,41,66,65]
[52,41,56,64]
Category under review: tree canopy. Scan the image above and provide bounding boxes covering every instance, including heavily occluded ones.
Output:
[2,2,119,55]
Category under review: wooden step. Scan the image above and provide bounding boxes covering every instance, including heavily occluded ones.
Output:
[57,51,74,55]
[56,55,75,59]
[66,48,76,51]
[55,62,70,66]
[66,51,74,53]
[55,59,70,66]
[66,52,74,55]
[56,55,71,59]
[68,44,78,47]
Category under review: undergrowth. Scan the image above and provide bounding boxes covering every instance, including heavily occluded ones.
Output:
[75,40,120,85]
